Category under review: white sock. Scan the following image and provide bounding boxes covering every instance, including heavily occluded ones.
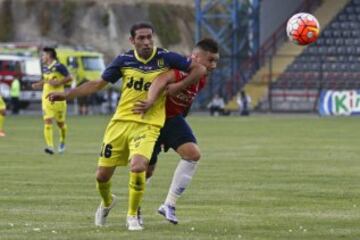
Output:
[165,159,198,207]
[146,176,152,184]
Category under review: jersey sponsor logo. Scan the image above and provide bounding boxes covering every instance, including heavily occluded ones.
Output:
[126,77,151,91]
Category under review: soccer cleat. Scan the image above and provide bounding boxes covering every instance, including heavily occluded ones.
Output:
[58,142,65,154]
[95,194,118,226]
[126,215,143,231]
[0,131,5,137]
[137,207,144,226]
[158,204,178,224]
[44,147,54,155]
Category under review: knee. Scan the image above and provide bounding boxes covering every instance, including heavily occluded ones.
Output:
[130,160,147,173]
[96,169,111,183]
[177,143,201,161]
[190,151,201,161]
[57,121,65,128]
[44,119,52,125]
[182,149,201,161]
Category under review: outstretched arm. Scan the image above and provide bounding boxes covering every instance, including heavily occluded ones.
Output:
[47,79,108,102]
[133,70,176,115]
[166,62,206,96]
[32,80,44,90]
[48,75,73,87]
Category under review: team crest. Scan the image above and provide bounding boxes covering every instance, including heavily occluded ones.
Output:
[157,58,164,68]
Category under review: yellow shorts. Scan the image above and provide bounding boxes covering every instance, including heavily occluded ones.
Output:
[0,97,6,110]
[98,120,161,167]
[42,99,67,122]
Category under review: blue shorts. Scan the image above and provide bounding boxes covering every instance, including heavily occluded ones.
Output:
[149,115,196,166]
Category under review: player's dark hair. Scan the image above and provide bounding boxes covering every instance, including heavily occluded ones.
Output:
[43,47,57,60]
[195,38,219,53]
[130,22,154,38]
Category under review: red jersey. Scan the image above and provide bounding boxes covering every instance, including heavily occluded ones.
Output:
[166,69,207,118]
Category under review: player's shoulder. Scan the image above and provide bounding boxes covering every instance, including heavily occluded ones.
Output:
[157,47,190,65]
[54,61,69,74]
[55,61,67,69]
[111,50,136,65]
[119,49,135,58]
[156,47,169,55]
[42,65,49,72]
[156,47,178,57]
[115,50,134,59]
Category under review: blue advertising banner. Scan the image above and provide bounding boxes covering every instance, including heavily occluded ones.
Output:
[318,90,360,116]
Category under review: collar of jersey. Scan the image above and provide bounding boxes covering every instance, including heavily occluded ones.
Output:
[134,47,157,64]
[48,60,57,69]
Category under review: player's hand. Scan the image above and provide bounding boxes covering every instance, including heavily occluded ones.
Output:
[132,100,154,117]
[32,82,42,90]
[47,92,66,102]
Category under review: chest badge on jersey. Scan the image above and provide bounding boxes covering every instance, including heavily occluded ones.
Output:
[157,58,164,68]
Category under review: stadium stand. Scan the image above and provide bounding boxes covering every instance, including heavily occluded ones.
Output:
[274,0,360,91]
[236,0,349,112]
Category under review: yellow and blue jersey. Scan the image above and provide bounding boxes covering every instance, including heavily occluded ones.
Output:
[102,47,191,127]
[42,60,70,101]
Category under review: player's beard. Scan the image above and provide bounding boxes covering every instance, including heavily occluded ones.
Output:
[141,47,152,59]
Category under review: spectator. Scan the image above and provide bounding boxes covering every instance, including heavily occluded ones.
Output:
[10,77,20,115]
[236,90,251,116]
[207,94,225,116]
[0,94,6,136]
[77,80,91,115]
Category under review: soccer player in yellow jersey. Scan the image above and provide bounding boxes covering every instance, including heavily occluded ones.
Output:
[32,47,72,154]
[47,22,206,231]
[0,95,6,137]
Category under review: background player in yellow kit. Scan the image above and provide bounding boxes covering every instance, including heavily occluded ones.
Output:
[47,22,206,231]
[32,47,72,154]
[0,95,6,137]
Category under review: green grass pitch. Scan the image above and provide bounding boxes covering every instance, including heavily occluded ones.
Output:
[0,115,359,240]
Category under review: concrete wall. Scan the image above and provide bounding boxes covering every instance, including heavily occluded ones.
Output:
[260,0,303,45]
[0,0,195,59]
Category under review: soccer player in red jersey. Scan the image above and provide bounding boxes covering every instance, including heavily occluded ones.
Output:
[134,38,219,224]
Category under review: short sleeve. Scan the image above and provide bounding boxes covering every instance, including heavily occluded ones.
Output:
[163,51,192,72]
[56,64,69,77]
[101,55,124,83]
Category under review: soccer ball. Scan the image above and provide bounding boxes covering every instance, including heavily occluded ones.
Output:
[286,13,320,45]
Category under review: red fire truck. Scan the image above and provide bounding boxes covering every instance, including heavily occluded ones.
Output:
[0,54,42,107]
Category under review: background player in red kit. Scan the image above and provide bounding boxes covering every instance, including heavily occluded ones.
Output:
[133,38,219,225]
